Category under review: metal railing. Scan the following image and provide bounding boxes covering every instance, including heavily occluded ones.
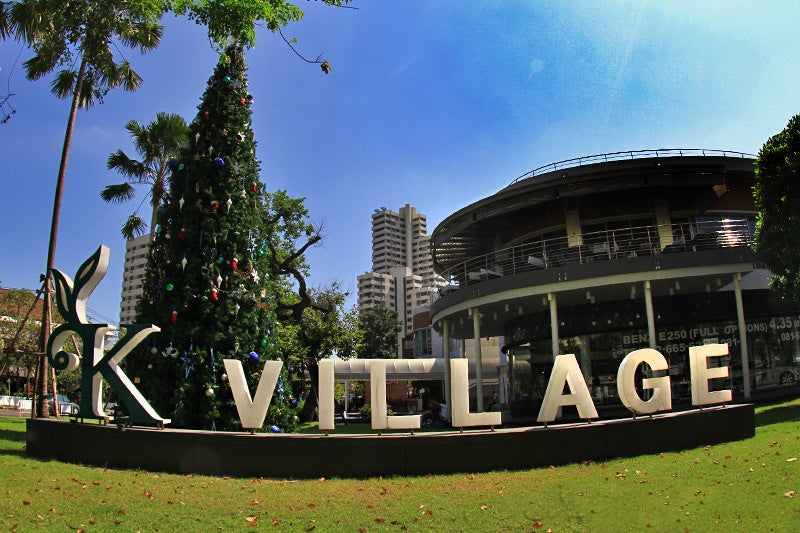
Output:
[434,218,753,297]
[509,149,756,187]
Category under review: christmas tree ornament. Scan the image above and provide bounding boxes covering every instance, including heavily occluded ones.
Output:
[234,303,241,316]
[226,198,233,212]
[179,163,185,171]
[204,111,210,121]
[208,145,214,155]
[223,75,231,83]
[147,363,153,370]
[248,351,259,363]
[216,274,223,287]
[179,197,185,210]
[150,347,158,355]
[251,182,257,192]
[181,256,188,270]
[231,257,238,270]
[168,159,180,171]
[171,310,178,324]
[179,228,185,240]
[211,287,219,300]
[270,426,281,433]
[213,157,225,168]
[155,224,162,234]
[201,265,210,276]
[211,200,219,211]
[205,387,215,397]
[181,353,195,378]
[165,283,174,292]
[240,97,246,106]
[194,132,200,144]
[221,373,228,382]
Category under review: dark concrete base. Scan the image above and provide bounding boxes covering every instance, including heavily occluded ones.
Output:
[26,404,754,479]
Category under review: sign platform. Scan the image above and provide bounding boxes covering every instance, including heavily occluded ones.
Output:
[26,404,754,479]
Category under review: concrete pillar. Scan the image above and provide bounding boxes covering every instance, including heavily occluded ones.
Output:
[548,292,559,358]
[442,319,452,409]
[644,281,656,349]
[733,273,751,399]
[472,308,484,412]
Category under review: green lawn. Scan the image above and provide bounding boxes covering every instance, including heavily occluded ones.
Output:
[1,400,799,532]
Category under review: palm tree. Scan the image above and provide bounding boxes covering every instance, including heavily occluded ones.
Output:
[7,0,164,417]
[102,112,188,240]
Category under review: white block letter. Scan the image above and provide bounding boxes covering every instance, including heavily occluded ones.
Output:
[537,354,598,423]
[369,360,422,430]
[224,359,282,430]
[450,359,502,428]
[689,343,732,406]
[617,348,672,414]
[318,359,335,431]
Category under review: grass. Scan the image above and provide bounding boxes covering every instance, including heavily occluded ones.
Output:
[1,400,799,532]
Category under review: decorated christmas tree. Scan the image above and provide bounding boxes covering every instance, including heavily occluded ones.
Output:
[130,45,297,431]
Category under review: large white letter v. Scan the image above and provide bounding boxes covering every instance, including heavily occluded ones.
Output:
[223,359,283,430]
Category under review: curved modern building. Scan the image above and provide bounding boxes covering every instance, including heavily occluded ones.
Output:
[429,150,800,416]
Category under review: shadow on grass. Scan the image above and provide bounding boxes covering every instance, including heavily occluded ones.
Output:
[755,402,800,427]
[0,427,27,458]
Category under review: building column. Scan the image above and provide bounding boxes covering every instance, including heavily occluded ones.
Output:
[472,308,484,412]
[548,293,559,358]
[733,273,752,399]
[442,319,452,410]
[644,281,656,349]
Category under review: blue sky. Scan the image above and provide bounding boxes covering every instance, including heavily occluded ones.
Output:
[1,1,799,324]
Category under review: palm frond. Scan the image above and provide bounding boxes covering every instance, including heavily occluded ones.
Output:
[122,214,147,240]
[101,183,135,203]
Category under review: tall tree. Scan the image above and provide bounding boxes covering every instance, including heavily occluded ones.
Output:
[359,304,401,358]
[8,0,163,416]
[276,285,361,420]
[133,45,302,431]
[102,112,189,240]
[753,113,800,302]
[4,0,350,417]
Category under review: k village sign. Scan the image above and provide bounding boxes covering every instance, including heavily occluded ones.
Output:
[48,246,735,434]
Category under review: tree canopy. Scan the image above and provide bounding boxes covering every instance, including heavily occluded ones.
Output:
[753,113,800,302]
[358,304,401,358]
[103,112,189,240]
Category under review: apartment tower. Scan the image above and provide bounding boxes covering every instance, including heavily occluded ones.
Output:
[357,204,444,357]
[119,233,151,325]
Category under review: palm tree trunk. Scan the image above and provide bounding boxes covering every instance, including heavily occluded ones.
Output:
[34,56,87,418]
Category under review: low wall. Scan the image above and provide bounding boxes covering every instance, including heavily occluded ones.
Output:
[26,404,754,479]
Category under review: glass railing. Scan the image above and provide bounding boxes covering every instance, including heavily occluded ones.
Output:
[434,218,753,296]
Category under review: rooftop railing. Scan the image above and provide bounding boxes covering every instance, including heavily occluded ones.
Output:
[434,218,753,298]
[509,149,756,187]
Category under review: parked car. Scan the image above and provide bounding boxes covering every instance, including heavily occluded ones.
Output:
[721,358,800,391]
[45,394,79,416]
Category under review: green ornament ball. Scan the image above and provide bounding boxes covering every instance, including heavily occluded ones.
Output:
[165,283,174,291]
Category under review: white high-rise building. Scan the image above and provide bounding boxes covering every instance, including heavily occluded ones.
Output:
[357,204,445,357]
[119,234,151,325]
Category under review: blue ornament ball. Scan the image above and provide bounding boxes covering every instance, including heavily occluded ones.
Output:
[248,351,260,363]
[213,157,225,168]
[168,159,180,171]
[270,425,281,433]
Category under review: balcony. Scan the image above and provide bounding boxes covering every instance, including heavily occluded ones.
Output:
[433,218,753,296]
